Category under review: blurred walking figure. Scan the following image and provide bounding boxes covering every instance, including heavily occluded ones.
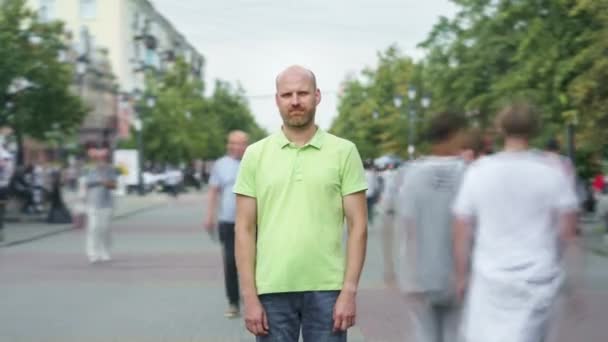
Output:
[164,165,182,198]
[395,112,467,342]
[377,162,400,288]
[205,130,249,318]
[453,103,581,342]
[83,146,117,263]
[0,143,14,242]
[365,160,381,227]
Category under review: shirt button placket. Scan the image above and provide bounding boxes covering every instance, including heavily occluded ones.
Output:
[294,148,303,182]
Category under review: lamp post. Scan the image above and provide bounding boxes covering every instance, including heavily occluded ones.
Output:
[132,90,155,196]
[407,87,417,159]
[131,89,144,195]
[566,123,575,163]
[7,78,37,166]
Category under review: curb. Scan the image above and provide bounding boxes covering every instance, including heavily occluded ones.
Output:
[0,201,167,248]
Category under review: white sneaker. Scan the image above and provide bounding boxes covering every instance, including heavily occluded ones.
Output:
[100,253,111,262]
[88,256,100,264]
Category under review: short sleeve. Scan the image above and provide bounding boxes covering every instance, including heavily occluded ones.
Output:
[554,171,579,212]
[340,144,368,196]
[233,148,257,198]
[452,167,476,218]
[208,160,221,188]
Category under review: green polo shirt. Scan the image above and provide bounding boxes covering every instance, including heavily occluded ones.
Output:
[233,128,367,295]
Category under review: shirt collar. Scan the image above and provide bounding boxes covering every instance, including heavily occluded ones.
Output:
[276,127,325,150]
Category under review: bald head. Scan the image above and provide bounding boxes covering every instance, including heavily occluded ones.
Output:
[228,130,248,142]
[276,65,317,91]
[227,130,249,159]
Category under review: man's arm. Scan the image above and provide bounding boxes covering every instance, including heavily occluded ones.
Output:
[204,186,220,230]
[333,191,367,332]
[453,216,473,302]
[235,194,268,336]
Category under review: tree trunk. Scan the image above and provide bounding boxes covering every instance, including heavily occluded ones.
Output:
[15,127,24,167]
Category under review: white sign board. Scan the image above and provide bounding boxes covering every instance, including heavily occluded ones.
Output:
[113,149,139,185]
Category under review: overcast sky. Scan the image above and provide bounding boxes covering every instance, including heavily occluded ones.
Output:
[151,0,458,132]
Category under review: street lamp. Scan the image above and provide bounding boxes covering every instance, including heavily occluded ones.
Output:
[131,89,144,195]
[393,96,403,109]
[76,58,88,98]
[132,90,155,196]
[421,96,431,109]
[407,86,417,160]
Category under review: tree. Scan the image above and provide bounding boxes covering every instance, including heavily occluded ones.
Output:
[132,59,224,164]
[420,0,608,155]
[121,59,268,164]
[0,0,86,164]
[209,80,267,143]
[331,46,422,159]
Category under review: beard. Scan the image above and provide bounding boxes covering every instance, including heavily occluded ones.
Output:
[281,108,315,128]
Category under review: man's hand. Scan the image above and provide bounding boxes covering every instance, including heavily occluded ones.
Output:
[243,297,269,336]
[333,291,356,332]
[203,217,216,233]
[455,273,468,303]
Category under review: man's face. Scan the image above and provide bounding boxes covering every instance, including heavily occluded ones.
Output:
[227,133,248,159]
[88,148,108,163]
[275,71,321,129]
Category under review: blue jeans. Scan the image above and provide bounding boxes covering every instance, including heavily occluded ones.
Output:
[256,291,347,342]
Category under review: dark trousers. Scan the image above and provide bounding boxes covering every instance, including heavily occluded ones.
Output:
[0,202,5,239]
[0,187,8,240]
[219,222,240,307]
[257,291,346,342]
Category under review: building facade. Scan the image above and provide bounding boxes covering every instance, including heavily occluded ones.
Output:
[29,0,205,92]
[23,0,205,146]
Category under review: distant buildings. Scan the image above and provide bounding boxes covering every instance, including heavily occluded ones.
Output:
[25,0,204,148]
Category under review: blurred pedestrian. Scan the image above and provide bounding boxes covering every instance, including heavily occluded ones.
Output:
[0,143,14,242]
[377,162,400,288]
[165,165,182,198]
[234,65,368,341]
[365,160,381,227]
[204,130,249,318]
[453,103,582,342]
[83,146,117,263]
[395,111,468,342]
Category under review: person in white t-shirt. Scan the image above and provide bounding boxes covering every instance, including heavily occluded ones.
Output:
[452,103,582,342]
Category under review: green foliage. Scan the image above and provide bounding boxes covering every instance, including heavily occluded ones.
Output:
[0,0,86,154]
[330,46,428,159]
[332,0,608,167]
[132,59,267,164]
[209,80,267,143]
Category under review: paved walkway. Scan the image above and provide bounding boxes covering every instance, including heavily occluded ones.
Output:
[0,192,169,248]
[0,192,606,341]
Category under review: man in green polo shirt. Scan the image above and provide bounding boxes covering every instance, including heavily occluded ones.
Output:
[234,65,368,341]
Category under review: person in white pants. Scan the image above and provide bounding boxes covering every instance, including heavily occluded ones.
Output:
[84,146,117,263]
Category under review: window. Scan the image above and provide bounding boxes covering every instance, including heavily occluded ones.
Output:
[39,0,55,22]
[80,0,97,20]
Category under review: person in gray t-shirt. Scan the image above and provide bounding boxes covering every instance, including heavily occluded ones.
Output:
[395,112,467,342]
[83,147,117,263]
[205,130,249,318]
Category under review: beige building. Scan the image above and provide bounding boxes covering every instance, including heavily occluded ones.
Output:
[23,0,204,146]
[28,0,205,92]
